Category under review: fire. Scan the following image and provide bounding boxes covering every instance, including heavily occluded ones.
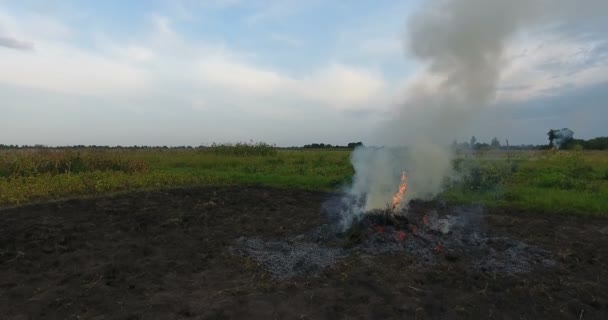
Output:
[433,242,443,253]
[396,231,407,242]
[374,225,385,234]
[391,171,408,210]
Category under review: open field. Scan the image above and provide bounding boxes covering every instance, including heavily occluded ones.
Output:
[1,148,607,215]
[1,186,606,319]
[1,148,607,318]
[0,148,353,206]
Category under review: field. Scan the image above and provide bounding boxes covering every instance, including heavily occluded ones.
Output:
[1,147,607,215]
[1,147,607,319]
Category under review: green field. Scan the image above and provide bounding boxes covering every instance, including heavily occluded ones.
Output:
[1,147,607,215]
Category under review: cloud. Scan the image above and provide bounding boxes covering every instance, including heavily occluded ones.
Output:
[198,56,285,95]
[0,43,148,96]
[1,1,607,148]
[195,56,387,110]
[0,8,388,115]
[0,35,33,50]
[498,35,608,102]
[246,0,322,25]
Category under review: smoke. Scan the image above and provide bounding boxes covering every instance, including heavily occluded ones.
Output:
[336,0,605,228]
[552,128,574,149]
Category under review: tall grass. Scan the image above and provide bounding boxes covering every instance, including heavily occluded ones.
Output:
[0,148,352,205]
[207,142,278,156]
[0,150,148,177]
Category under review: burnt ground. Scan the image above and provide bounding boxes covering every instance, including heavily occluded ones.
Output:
[0,186,607,319]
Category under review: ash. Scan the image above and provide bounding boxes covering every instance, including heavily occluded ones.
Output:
[234,237,345,280]
[233,202,556,280]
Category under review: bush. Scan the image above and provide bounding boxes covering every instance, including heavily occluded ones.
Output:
[450,158,514,191]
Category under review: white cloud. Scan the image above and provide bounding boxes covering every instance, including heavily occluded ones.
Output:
[195,57,388,110]
[0,9,148,96]
[498,34,608,103]
[0,35,33,50]
[198,56,285,95]
[296,64,387,109]
[0,9,389,115]
[0,41,149,96]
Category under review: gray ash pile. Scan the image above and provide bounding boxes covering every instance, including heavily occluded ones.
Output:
[232,199,556,280]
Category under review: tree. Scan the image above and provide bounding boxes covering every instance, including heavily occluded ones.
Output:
[547,129,556,147]
[347,142,364,149]
[469,136,477,149]
[490,137,501,149]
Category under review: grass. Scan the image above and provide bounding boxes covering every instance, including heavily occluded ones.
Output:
[443,150,608,215]
[0,146,353,205]
[0,145,607,216]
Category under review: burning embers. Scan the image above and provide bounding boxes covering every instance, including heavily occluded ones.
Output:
[348,171,443,254]
[233,173,556,280]
[349,207,445,256]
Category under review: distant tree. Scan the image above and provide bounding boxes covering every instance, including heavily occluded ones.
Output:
[548,128,574,149]
[547,129,556,147]
[583,137,608,150]
[475,142,490,150]
[347,142,364,149]
[490,137,501,149]
[469,136,477,148]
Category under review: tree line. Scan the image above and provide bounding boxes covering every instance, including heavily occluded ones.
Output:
[453,129,608,151]
[0,144,199,150]
[301,142,364,149]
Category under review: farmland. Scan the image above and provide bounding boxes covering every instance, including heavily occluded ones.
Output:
[1,146,607,319]
[1,146,607,215]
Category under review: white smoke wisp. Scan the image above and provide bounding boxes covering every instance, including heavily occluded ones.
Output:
[336,0,606,229]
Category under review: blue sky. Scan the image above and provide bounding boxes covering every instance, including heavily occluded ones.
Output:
[0,0,606,146]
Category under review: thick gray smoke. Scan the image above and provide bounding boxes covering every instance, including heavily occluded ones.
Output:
[552,128,574,149]
[337,0,605,229]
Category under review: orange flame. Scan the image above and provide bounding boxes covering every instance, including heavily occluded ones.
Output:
[391,171,408,210]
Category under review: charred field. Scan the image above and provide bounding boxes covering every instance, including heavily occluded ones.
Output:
[1,186,607,319]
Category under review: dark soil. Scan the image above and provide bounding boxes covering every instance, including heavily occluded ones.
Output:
[1,186,607,319]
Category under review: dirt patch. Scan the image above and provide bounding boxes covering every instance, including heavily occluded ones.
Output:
[1,186,607,319]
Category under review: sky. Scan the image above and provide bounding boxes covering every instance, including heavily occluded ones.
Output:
[0,0,606,147]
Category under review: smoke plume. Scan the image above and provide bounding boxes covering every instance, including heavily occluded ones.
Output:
[552,128,574,149]
[337,0,604,228]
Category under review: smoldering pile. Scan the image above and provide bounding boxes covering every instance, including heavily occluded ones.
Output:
[232,198,556,280]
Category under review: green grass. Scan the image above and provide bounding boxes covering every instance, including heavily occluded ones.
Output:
[1,147,607,216]
[443,150,608,215]
[0,148,353,205]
